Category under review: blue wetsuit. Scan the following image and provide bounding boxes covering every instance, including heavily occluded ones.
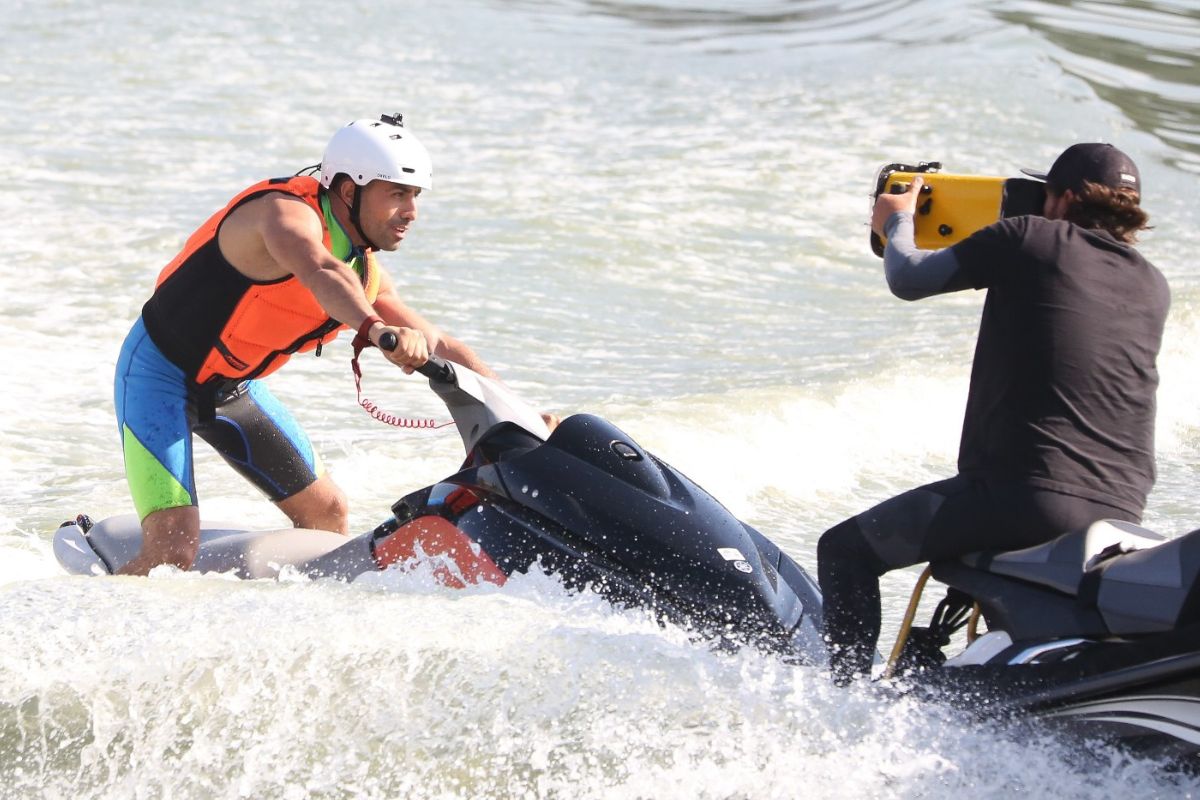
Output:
[115,317,323,520]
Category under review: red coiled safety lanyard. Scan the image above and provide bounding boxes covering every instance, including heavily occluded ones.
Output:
[350,317,455,429]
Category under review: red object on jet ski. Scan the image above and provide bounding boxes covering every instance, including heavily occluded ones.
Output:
[372,515,507,588]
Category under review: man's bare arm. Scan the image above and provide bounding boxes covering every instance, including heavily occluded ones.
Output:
[258,195,381,329]
[257,194,428,368]
[372,269,499,379]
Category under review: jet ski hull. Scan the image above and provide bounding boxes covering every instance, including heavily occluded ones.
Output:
[911,628,1200,760]
[1028,652,1200,759]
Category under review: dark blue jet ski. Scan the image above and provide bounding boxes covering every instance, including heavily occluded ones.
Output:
[54,355,828,663]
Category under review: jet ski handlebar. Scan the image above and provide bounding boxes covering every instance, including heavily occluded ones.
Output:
[377,331,456,383]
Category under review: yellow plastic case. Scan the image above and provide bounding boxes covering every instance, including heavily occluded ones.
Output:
[870,162,1045,257]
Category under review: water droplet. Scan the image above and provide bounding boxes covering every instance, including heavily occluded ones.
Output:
[531,489,539,498]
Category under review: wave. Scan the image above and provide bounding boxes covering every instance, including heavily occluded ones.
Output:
[495,0,1200,175]
[2,560,1195,798]
[506,0,994,50]
[993,0,1200,174]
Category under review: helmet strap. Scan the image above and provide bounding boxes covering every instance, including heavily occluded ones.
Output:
[347,182,380,251]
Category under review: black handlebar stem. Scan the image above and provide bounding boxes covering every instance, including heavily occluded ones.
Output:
[374,331,453,382]
[416,356,455,383]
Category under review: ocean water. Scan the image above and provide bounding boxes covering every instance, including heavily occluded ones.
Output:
[1,0,1199,797]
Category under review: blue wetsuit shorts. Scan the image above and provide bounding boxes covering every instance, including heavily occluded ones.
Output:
[114,317,324,520]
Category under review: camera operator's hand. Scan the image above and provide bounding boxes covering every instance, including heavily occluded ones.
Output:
[871,175,925,236]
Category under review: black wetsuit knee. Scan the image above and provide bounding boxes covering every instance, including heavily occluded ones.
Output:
[817,516,889,579]
[817,516,890,683]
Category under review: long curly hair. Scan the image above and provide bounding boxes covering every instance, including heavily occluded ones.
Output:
[1062,181,1151,243]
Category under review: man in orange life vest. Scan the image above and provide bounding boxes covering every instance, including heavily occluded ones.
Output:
[114,113,514,575]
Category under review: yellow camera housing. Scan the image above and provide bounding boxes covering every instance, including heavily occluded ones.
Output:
[870,162,1045,257]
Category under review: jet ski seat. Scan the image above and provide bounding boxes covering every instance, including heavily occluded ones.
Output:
[1081,524,1200,634]
[941,521,1200,637]
[959,520,1165,595]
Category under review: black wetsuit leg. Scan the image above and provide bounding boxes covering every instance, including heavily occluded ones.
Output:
[817,475,1138,683]
[192,380,323,503]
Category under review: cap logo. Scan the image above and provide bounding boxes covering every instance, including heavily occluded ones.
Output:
[1120,172,1137,183]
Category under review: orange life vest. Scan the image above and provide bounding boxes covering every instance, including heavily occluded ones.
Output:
[142,175,380,387]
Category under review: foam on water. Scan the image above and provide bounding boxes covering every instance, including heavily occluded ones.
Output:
[1,567,1194,799]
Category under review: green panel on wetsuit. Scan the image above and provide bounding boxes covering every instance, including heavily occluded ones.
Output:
[123,424,194,520]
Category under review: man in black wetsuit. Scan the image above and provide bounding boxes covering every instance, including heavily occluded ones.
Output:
[818,143,1170,683]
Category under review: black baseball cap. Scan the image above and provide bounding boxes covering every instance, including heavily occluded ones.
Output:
[1021,143,1141,195]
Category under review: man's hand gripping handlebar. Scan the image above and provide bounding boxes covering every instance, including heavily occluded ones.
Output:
[378,331,456,383]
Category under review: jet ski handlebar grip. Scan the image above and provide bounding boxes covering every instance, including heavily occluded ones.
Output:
[376,331,453,382]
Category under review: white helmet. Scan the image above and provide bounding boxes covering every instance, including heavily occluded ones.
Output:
[319,113,432,191]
